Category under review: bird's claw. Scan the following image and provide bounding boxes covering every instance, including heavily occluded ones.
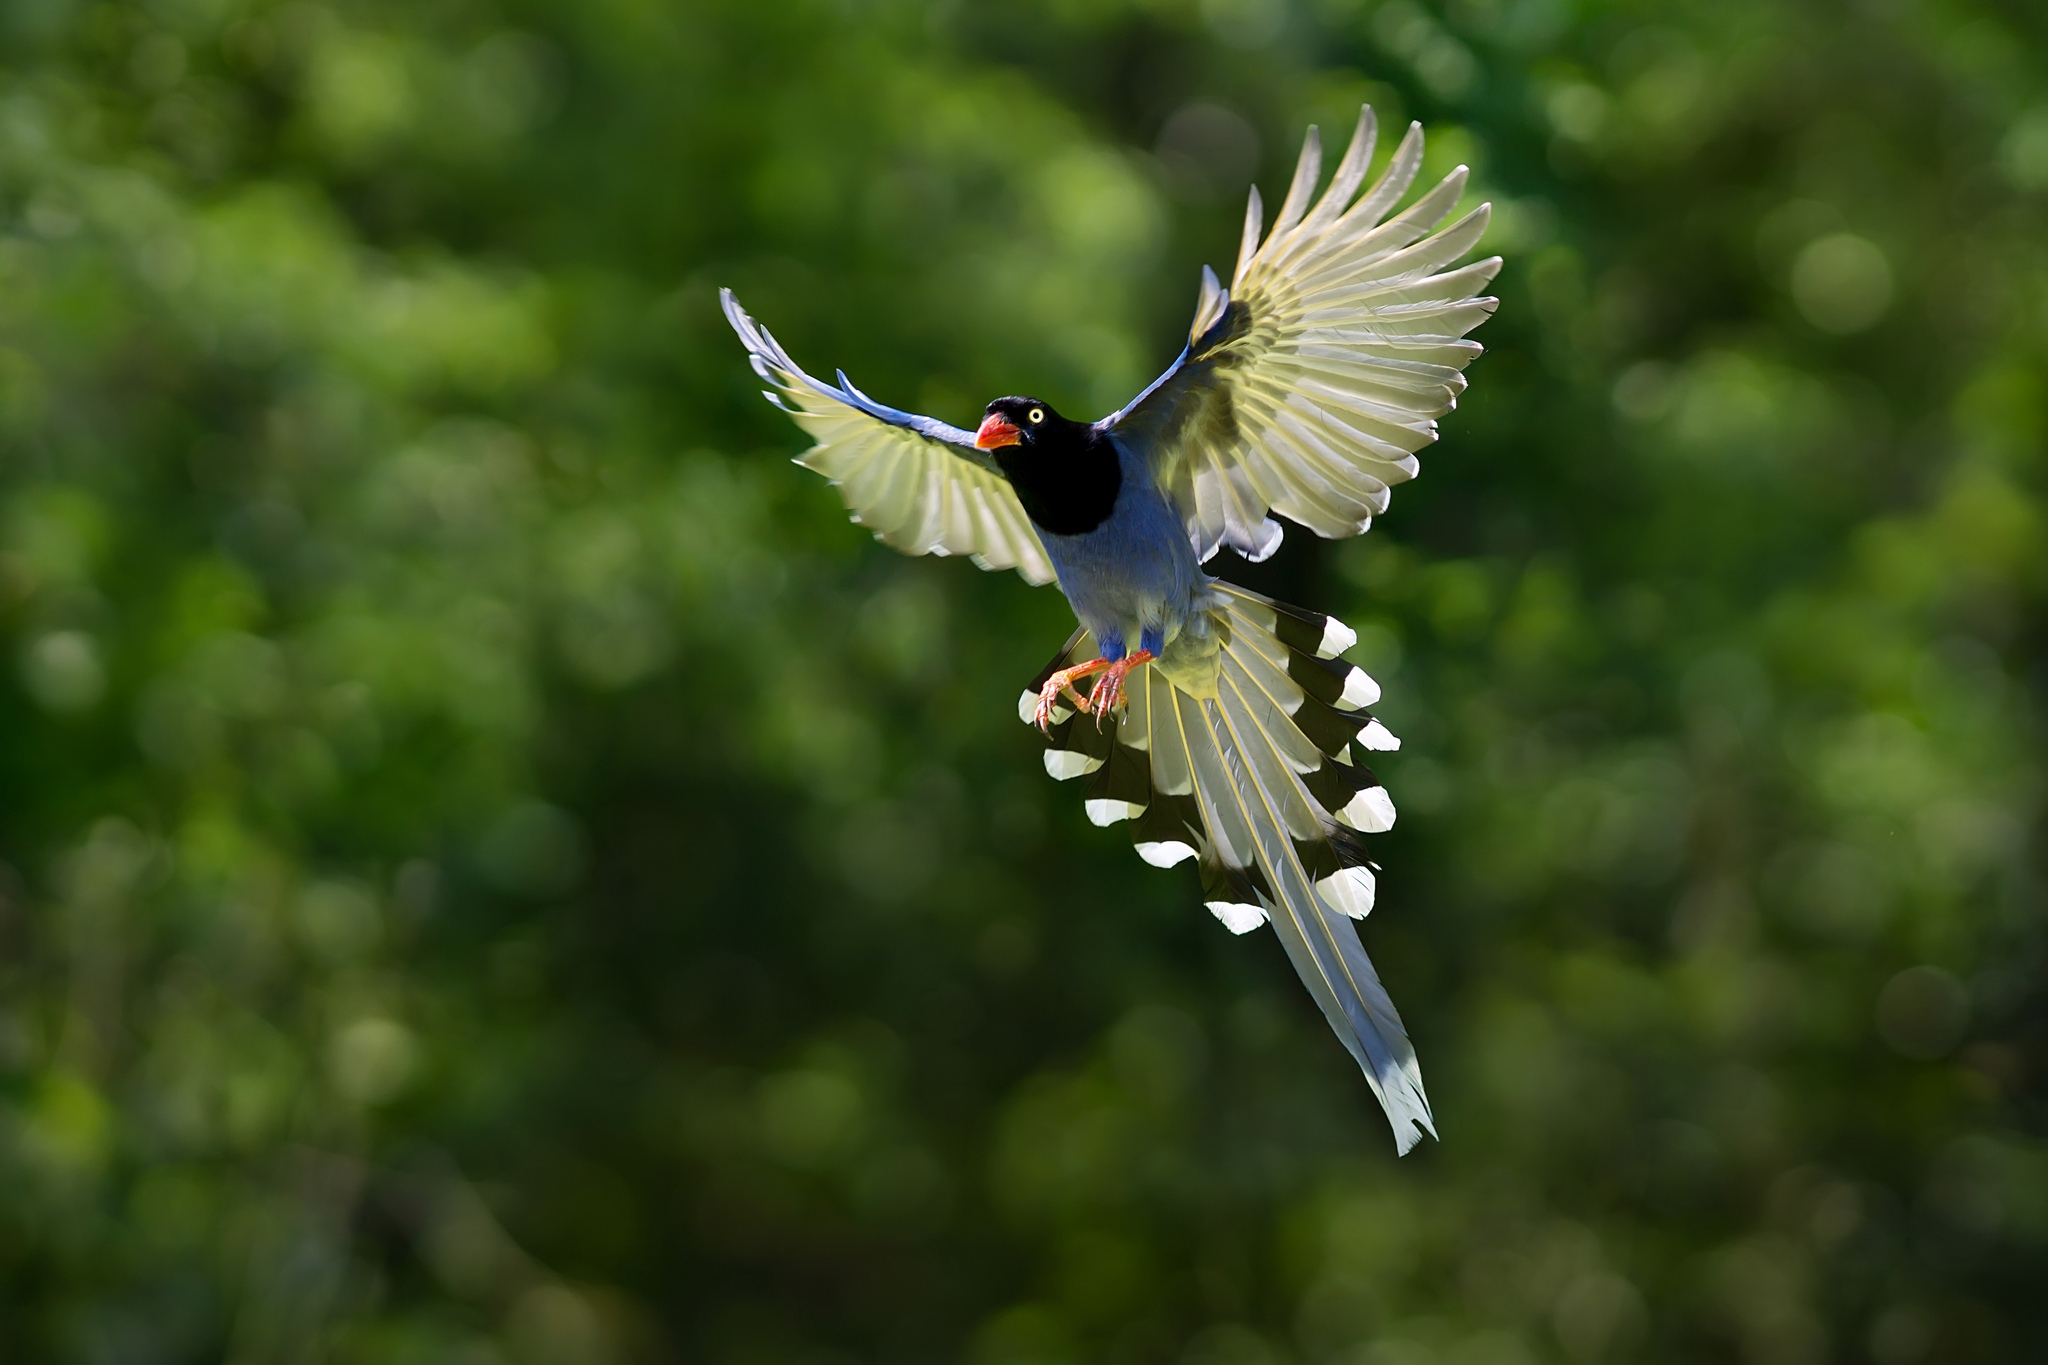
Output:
[1032,651,1156,734]
[1033,660,1109,734]
[1083,650,1154,730]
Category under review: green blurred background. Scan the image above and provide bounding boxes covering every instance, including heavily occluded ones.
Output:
[2,0,2045,1359]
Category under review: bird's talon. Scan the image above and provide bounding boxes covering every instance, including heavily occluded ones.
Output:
[1088,676,1118,727]
[1084,650,1154,730]
[1033,659,1110,734]
[1031,651,1153,734]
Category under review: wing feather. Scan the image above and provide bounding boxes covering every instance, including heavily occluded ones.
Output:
[1331,120,1426,239]
[1108,109,1498,560]
[1267,124,1325,244]
[1296,106,1378,241]
[721,290,1056,586]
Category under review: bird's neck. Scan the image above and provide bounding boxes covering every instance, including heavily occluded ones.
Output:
[996,424,1122,536]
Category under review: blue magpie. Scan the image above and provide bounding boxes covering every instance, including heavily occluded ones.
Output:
[724,108,1499,1152]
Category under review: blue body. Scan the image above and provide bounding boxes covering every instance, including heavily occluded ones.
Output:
[1039,435,1210,661]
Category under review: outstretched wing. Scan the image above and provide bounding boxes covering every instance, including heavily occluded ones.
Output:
[1107,107,1501,562]
[722,289,1056,586]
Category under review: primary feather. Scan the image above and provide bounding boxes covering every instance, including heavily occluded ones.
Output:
[721,290,1056,585]
[1108,107,1501,562]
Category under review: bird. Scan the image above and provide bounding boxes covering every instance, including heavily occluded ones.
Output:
[722,107,1498,1152]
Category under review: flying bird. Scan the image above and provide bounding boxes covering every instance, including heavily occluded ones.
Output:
[723,107,1498,1152]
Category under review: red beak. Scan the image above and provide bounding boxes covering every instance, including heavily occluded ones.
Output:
[974,414,1022,450]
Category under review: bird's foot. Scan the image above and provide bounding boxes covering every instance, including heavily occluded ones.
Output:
[1034,659,1111,733]
[1084,650,1154,729]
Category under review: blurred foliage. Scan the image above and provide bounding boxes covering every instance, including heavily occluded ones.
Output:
[2,0,2046,1361]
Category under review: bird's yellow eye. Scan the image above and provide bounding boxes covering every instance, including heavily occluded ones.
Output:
[1028,407,1044,424]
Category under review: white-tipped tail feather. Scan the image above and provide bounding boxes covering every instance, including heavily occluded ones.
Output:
[1027,585,1433,1153]
[1360,719,1401,751]
[1207,900,1269,934]
[1318,616,1358,659]
[1137,839,1200,869]
[1318,865,1377,920]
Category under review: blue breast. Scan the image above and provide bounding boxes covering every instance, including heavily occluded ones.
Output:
[1038,438,1208,658]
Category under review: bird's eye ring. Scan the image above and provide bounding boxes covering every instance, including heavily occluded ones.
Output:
[1028,407,1044,424]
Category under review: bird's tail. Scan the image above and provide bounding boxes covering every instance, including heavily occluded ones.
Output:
[1024,584,1434,1153]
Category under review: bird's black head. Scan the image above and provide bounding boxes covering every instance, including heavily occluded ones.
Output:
[973,396,1120,536]
[973,396,1073,453]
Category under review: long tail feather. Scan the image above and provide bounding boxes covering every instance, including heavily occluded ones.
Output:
[1208,663,1434,1152]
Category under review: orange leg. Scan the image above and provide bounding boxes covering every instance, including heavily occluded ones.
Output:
[1033,658,1112,733]
[1083,650,1154,729]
